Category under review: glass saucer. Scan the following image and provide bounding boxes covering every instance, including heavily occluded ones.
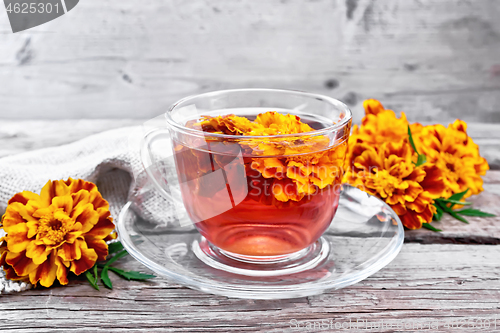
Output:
[117,185,404,299]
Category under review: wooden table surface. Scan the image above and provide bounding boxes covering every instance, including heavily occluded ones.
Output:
[0,120,499,332]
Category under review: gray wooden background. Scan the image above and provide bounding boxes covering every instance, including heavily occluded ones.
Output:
[0,0,499,124]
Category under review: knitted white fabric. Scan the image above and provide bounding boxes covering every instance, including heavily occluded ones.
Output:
[0,125,179,293]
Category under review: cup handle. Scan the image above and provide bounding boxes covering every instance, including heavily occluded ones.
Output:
[140,128,177,201]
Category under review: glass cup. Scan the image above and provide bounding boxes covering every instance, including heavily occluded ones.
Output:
[141,89,352,265]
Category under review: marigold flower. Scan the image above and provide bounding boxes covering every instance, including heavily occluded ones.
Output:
[194,112,348,202]
[413,120,489,198]
[344,141,446,229]
[344,99,489,229]
[0,178,115,287]
[344,100,447,229]
[349,99,411,146]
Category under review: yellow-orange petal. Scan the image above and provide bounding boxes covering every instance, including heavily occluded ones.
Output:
[272,179,304,202]
[3,263,25,281]
[54,255,69,285]
[70,247,98,276]
[402,181,424,203]
[296,181,316,195]
[7,191,40,206]
[31,206,54,219]
[85,214,115,240]
[40,180,70,207]
[419,164,447,198]
[2,202,38,230]
[71,189,91,209]
[288,161,313,176]
[353,149,382,171]
[5,223,31,253]
[66,178,97,194]
[407,166,426,184]
[252,158,286,179]
[0,242,6,259]
[71,203,99,233]
[363,99,385,115]
[52,195,74,214]
[419,203,435,224]
[89,192,110,218]
[449,119,467,134]
[391,203,407,216]
[84,236,109,261]
[6,251,38,277]
[385,194,404,206]
[26,220,39,239]
[406,191,434,214]
[104,231,118,242]
[400,211,424,229]
[287,165,309,184]
[57,239,83,262]
[1,245,28,281]
[29,250,57,287]
[65,230,82,244]
[26,241,50,265]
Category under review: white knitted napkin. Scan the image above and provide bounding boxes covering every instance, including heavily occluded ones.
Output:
[0,125,179,293]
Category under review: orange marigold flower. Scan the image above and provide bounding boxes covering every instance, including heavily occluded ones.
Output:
[349,99,411,146]
[344,98,489,229]
[0,178,115,287]
[194,112,348,202]
[344,141,446,229]
[343,99,447,229]
[413,120,489,198]
[196,114,262,135]
[346,99,422,170]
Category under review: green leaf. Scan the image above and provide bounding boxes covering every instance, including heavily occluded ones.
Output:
[448,189,469,204]
[433,203,444,221]
[85,269,99,291]
[108,267,156,281]
[407,126,419,154]
[435,199,450,212]
[98,249,129,289]
[93,263,99,282]
[422,223,442,232]
[107,241,124,255]
[101,266,113,289]
[435,200,469,224]
[448,210,470,224]
[415,154,427,167]
[407,126,427,166]
[435,198,472,206]
[455,209,496,217]
[105,249,129,267]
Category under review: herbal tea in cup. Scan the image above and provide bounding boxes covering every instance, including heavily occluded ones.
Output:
[142,89,351,263]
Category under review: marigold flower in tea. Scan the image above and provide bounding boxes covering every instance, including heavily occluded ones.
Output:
[194,112,347,202]
[0,178,115,287]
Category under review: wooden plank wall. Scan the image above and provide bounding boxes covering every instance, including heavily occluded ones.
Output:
[0,0,499,123]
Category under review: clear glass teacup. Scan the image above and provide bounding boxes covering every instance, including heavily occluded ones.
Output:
[141,89,352,264]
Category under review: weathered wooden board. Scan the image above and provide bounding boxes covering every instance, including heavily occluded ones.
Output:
[0,0,499,122]
[0,119,140,158]
[0,244,499,332]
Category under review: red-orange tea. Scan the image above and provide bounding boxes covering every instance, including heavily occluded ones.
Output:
[173,112,348,257]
